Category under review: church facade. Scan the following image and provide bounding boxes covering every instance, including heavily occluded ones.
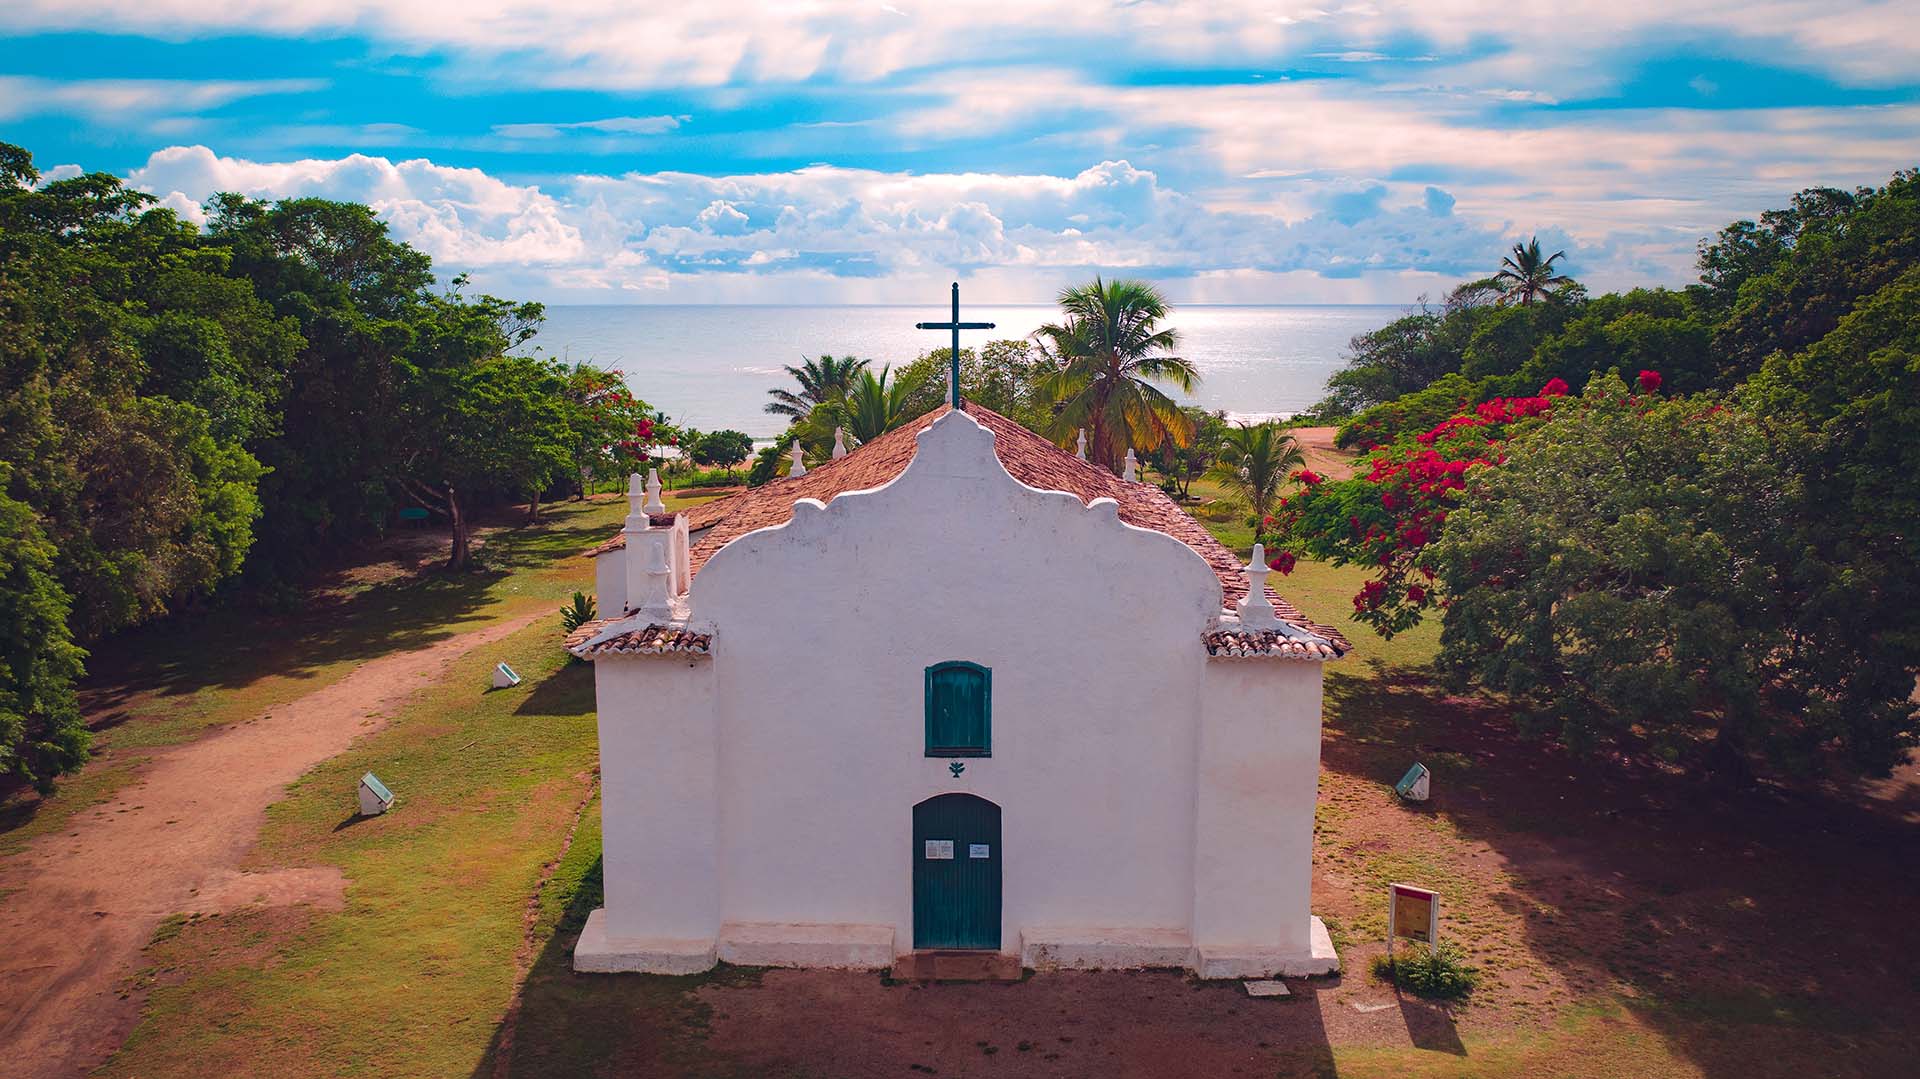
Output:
[567,405,1346,977]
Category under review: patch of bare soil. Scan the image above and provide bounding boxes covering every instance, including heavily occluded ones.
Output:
[1288,425,1361,481]
[0,611,543,1079]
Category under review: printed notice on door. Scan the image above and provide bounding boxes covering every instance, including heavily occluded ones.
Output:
[969,844,990,859]
[925,840,954,860]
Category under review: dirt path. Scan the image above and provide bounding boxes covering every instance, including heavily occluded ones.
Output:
[0,611,545,1079]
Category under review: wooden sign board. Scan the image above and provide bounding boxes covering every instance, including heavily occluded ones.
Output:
[1389,883,1438,955]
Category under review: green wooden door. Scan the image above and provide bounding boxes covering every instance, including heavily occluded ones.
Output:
[912,794,1001,950]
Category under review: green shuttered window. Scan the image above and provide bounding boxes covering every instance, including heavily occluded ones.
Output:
[925,661,991,757]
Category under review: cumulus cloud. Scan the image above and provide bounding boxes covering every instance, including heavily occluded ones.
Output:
[123,146,1564,300]
[127,145,586,268]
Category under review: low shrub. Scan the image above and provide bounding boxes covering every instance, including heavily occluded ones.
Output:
[559,591,596,634]
[1371,943,1479,999]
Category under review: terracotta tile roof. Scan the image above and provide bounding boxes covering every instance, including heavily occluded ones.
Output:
[588,404,1347,656]
[565,618,712,657]
[1204,625,1344,661]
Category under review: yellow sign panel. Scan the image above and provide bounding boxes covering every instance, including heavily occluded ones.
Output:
[1390,883,1438,948]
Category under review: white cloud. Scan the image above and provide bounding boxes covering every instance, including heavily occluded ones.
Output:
[1,1,1915,92]
[490,114,689,138]
[0,75,326,122]
[127,145,587,268]
[121,146,1561,301]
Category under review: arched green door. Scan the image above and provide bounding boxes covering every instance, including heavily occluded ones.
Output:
[912,794,1001,950]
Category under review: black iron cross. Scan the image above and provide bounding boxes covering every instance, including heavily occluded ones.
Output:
[915,282,995,409]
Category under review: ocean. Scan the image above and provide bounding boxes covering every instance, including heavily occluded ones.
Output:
[525,304,1405,439]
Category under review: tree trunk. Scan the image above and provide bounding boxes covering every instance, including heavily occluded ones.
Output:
[1704,720,1754,789]
[446,484,471,570]
[527,487,542,524]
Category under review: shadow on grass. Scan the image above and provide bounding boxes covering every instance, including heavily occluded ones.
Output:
[514,662,595,718]
[1320,666,1920,1079]
[80,501,610,707]
[475,856,767,1079]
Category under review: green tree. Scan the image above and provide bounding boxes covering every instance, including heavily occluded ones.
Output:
[393,337,572,568]
[0,473,89,793]
[559,364,653,497]
[0,146,270,637]
[1209,421,1306,526]
[1032,277,1199,472]
[1432,377,1917,780]
[1712,170,1920,378]
[690,429,754,473]
[1148,407,1227,500]
[765,354,869,422]
[205,194,439,582]
[1481,237,1577,306]
[814,364,932,445]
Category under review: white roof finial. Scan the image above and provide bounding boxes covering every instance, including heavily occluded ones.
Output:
[624,472,650,534]
[638,533,674,619]
[1122,448,1138,482]
[643,466,666,516]
[1236,542,1281,628]
[832,427,848,459]
[1075,429,1087,461]
[788,441,808,478]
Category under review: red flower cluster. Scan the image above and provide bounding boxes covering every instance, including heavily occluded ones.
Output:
[1295,469,1323,486]
[1268,550,1297,575]
[1355,578,1388,611]
[1276,384,1568,633]
[1637,369,1663,393]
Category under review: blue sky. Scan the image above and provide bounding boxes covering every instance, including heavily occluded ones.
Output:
[2,2,1916,303]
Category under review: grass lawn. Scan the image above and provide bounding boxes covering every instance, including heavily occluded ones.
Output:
[70,488,1920,1078]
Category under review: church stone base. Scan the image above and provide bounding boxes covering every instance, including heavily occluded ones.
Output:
[575,910,1340,979]
[1020,926,1196,970]
[1193,917,1341,979]
[573,909,717,974]
[573,911,897,973]
[717,921,895,969]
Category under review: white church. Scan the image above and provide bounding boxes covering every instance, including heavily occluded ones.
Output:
[566,400,1347,978]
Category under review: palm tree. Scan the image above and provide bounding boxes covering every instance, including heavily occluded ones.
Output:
[1031,277,1200,472]
[1209,421,1306,524]
[765,354,869,421]
[820,364,931,444]
[1486,237,1575,305]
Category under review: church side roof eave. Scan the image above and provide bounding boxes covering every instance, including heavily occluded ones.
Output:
[565,615,713,659]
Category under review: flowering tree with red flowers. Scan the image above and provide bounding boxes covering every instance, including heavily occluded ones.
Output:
[562,364,673,493]
[1267,376,1576,636]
